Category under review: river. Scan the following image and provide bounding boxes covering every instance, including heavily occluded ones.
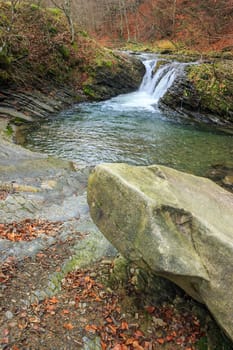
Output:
[22,54,233,176]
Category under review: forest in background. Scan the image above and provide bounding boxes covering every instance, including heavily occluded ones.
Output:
[42,0,233,51]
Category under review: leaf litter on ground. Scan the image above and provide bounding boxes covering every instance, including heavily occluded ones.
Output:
[0,219,63,242]
[0,218,206,349]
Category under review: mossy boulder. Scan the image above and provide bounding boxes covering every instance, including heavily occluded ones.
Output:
[88,163,233,342]
[160,60,233,131]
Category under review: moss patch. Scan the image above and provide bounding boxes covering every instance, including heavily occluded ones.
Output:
[187,61,233,120]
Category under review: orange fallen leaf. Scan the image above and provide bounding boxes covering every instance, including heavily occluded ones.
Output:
[143,341,152,349]
[63,323,74,330]
[48,296,59,304]
[108,324,117,334]
[12,346,20,350]
[36,253,46,258]
[45,304,56,312]
[112,345,122,350]
[85,324,98,333]
[29,316,40,323]
[18,318,28,330]
[145,306,155,314]
[133,340,144,350]
[101,341,107,350]
[157,338,165,344]
[119,333,127,339]
[134,330,144,338]
[121,346,128,350]
[95,296,102,302]
[0,337,9,344]
[126,338,134,345]
[62,309,70,315]
[120,321,129,330]
[166,335,174,342]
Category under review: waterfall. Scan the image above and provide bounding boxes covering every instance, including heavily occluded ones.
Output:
[139,59,185,103]
[101,56,185,112]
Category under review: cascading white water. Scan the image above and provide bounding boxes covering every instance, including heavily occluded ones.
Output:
[102,57,185,112]
[139,59,184,102]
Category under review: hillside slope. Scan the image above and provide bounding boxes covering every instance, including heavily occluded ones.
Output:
[89,0,233,51]
[0,1,144,123]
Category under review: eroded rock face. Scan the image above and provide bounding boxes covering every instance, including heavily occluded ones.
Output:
[86,53,145,100]
[159,62,233,132]
[87,163,233,341]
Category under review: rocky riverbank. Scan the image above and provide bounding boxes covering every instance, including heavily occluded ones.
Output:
[1,134,232,349]
[0,51,144,132]
[159,58,233,132]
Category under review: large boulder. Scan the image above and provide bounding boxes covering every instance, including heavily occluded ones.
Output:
[88,163,233,341]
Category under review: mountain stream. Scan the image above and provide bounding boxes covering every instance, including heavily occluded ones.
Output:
[22,54,233,176]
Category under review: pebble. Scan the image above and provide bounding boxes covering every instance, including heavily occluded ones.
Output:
[5,311,13,320]
[152,317,167,327]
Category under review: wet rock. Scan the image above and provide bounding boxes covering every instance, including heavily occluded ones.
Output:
[88,163,233,341]
[206,163,233,193]
[160,62,233,131]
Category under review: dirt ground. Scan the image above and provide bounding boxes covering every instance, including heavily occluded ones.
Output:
[0,218,208,350]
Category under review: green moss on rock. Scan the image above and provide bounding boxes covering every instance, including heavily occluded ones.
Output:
[187,61,233,121]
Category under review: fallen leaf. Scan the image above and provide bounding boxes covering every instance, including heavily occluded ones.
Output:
[108,324,117,334]
[126,338,134,345]
[29,316,40,323]
[120,321,129,330]
[62,309,70,315]
[48,296,59,304]
[134,330,144,338]
[101,341,107,350]
[0,337,9,344]
[85,324,98,333]
[63,323,74,330]
[145,306,155,314]
[12,346,20,350]
[112,344,122,350]
[133,340,144,350]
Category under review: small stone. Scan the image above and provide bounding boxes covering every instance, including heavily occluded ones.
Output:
[8,321,17,328]
[223,175,233,186]
[5,311,13,320]
[101,259,112,265]
[41,180,57,190]
[152,317,167,327]
[90,272,97,278]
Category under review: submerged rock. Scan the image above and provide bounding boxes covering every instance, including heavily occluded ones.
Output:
[88,163,233,341]
[206,163,233,193]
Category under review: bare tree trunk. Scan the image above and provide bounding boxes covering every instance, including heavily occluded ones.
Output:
[122,0,130,41]
[118,0,124,38]
[51,0,75,44]
[171,0,177,39]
